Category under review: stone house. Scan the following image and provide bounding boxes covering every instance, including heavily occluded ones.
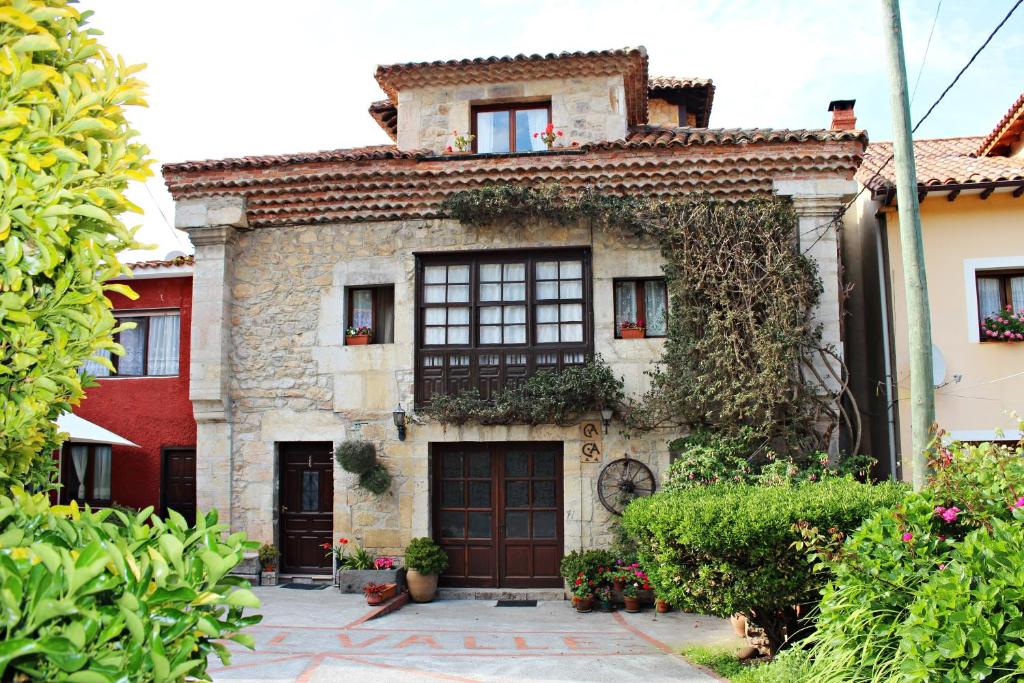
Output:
[161,47,865,586]
[844,92,1024,480]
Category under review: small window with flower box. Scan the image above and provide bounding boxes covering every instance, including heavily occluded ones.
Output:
[614,278,668,339]
[346,285,395,345]
[977,271,1024,342]
[471,102,552,154]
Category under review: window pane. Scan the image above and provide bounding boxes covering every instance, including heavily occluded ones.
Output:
[537,324,559,343]
[506,481,529,507]
[516,109,549,152]
[560,261,582,278]
[351,290,374,330]
[480,306,502,324]
[467,451,490,477]
[448,265,470,283]
[425,327,445,344]
[480,283,501,301]
[448,307,470,325]
[441,511,465,538]
[536,261,558,279]
[480,326,502,344]
[536,304,558,323]
[505,451,529,477]
[536,281,558,300]
[560,303,582,321]
[468,511,492,538]
[645,280,668,335]
[504,263,526,281]
[425,308,447,325]
[560,280,583,299]
[504,305,526,323]
[533,481,556,507]
[1012,277,1024,312]
[146,314,180,375]
[533,511,557,539]
[480,263,502,281]
[476,111,510,154]
[442,480,463,507]
[978,277,1002,319]
[534,452,557,477]
[81,349,111,377]
[561,323,583,342]
[118,319,145,376]
[443,452,463,477]
[425,285,446,303]
[424,266,447,284]
[92,445,111,500]
[505,511,529,538]
[447,326,469,345]
[503,283,525,301]
[301,471,319,512]
[447,285,469,302]
[615,281,638,330]
[468,481,491,507]
[504,325,526,343]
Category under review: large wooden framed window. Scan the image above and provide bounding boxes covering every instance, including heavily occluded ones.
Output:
[976,270,1024,330]
[80,310,181,377]
[472,102,551,154]
[613,278,669,338]
[416,249,592,406]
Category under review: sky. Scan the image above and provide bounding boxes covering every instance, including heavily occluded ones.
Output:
[78,0,1024,261]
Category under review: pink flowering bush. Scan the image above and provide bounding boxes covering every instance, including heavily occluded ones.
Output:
[981,304,1024,341]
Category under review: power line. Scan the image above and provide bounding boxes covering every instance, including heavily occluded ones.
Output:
[142,180,188,253]
[910,0,942,105]
[802,0,1024,253]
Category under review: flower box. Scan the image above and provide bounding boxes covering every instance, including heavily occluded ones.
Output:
[337,568,405,593]
[346,334,370,346]
[620,328,645,340]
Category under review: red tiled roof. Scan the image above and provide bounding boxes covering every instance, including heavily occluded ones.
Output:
[162,125,865,226]
[369,100,397,141]
[126,255,194,270]
[161,146,424,173]
[977,92,1024,157]
[858,136,1024,196]
[374,47,650,127]
[648,76,712,90]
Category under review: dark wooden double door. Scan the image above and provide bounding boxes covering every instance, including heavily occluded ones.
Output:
[434,442,563,588]
[279,442,333,574]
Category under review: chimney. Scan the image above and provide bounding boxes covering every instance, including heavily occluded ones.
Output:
[828,99,857,130]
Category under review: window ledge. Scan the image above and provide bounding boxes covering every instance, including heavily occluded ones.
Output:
[92,374,180,380]
[434,149,586,162]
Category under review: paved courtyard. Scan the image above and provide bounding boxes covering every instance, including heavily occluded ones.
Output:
[210,586,741,682]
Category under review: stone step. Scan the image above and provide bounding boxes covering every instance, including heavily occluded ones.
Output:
[437,587,566,602]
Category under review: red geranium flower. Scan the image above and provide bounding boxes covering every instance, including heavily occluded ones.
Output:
[557,130,563,136]
[446,145,453,152]
[545,122,554,134]
[338,538,349,545]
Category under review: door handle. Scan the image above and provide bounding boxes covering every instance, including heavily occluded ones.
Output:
[281,505,288,512]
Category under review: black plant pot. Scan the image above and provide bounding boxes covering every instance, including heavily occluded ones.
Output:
[598,599,615,612]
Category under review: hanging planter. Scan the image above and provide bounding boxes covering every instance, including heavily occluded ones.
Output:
[981,308,1024,342]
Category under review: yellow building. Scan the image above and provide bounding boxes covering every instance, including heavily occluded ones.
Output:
[844,93,1024,480]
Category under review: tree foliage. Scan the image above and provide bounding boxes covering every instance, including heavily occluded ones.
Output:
[0,1,151,486]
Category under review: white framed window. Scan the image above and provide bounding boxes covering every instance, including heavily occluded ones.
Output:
[963,257,1024,343]
[81,310,181,377]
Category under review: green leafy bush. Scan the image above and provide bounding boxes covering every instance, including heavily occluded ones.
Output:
[422,357,624,426]
[0,0,153,486]
[798,436,1024,682]
[404,537,449,575]
[0,488,260,681]
[358,465,391,495]
[335,440,377,474]
[622,478,905,654]
[257,543,278,570]
[559,548,617,582]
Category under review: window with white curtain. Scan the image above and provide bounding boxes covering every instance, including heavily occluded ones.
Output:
[473,103,551,154]
[613,279,669,338]
[81,311,180,377]
[345,285,395,344]
[976,271,1024,330]
[62,443,112,504]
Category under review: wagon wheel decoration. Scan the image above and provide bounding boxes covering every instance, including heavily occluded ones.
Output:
[597,456,656,515]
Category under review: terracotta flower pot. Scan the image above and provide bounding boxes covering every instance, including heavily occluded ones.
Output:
[406,569,438,603]
[620,328,645,340]
[366,593,384,606]
[731,613,748,637]
[575,595,594,613]
[346,335,370,346]
[612,580,625,593]
[623,596,641,613]
[656,599,670,613]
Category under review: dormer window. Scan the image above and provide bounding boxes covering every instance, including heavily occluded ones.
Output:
[472,102,551,154]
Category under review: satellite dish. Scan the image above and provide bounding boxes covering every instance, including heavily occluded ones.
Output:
[932,344,946,388]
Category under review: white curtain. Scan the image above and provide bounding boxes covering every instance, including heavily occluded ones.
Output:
[517,109,550,151]
[147,314,180,375]
[70,444,89,498]
[351,290,373,329]
[615,282,637,329]
[81,349,111,377]
[536,305,559,343]
[977,278,1002,320]
[118,321,145,375]
[645,281,668,335]
[92,445,111,500]
[476,111,508,153]
[1012,277,1024,312]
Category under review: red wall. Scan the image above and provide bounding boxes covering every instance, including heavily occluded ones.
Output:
[73,275,195,510]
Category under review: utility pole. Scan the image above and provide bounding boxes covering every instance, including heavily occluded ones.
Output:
[882,0,934,491]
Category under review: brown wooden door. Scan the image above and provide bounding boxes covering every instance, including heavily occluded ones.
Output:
[162,448,196,525]
[279,442,333,574]
[434,442,563,588]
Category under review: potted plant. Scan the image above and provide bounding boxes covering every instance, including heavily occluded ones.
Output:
[363,581,390,606]
[981,305,1024,341]
[445,130,475,154]
[655,597,671,613]
[572,575,595,613]
[345,325,372,345]
[326,538,407,593]
[596,584,615,612]
[619,319,645,340]
[622,582,642,613]
[533,122,564,150]
[258,543,278,586]
[404,537,449,603]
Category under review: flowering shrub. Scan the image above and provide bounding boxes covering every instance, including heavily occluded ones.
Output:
[447,129,475,153]
[559,548,617,583]
[322,537,378,569]
[345,325,372,337]
[620,319,645,331]
[622,478,905,654]
[373,556,396,570]
[534,122,563,149]
[572,572,596,598]
[792,433,1024,681]
[981,304,1024,341]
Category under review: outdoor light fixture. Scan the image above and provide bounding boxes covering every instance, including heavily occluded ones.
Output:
[600,407,614,434]
[392,403,407,441]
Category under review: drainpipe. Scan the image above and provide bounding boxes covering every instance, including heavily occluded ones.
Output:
[875,213,900,480]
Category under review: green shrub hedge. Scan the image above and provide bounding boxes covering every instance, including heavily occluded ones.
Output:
[622,478,905,653]
[0,488,260,681]
[558,548,617,582]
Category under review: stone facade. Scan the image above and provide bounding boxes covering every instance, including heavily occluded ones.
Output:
[178,176,852,560]
[396,76,628,154]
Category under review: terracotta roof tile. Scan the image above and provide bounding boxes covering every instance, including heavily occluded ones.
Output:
[161,145,425,173]
[126,255,194,270]
[374,47,650,127]
[858,136,1024,196]
[648,76,712,90]
[369,100,397,141]
[977,91,1024,157]
[163,126,865,226]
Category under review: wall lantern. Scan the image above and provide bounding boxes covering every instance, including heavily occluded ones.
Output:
[393,403,407,441]
[600,407,614,434]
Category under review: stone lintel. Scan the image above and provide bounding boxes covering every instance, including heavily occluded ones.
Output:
[773,178,858,218]
[175,196,250,231]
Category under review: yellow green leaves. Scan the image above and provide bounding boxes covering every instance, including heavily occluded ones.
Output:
[10,32,58,53]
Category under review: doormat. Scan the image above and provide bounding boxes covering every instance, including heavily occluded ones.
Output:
[280,583,328,590]
[496,599,537,607]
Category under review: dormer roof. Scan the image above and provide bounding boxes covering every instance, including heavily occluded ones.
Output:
[648,76,715,127]
[977,91,1024,157]
[374,47,650,127]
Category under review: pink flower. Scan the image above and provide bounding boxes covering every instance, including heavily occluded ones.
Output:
[557,130,563,136]
[1014,496,1024,509]
[902,532,913,542]
[533,132,538,138]
[941,507,960,523]
[939,563,946,570]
